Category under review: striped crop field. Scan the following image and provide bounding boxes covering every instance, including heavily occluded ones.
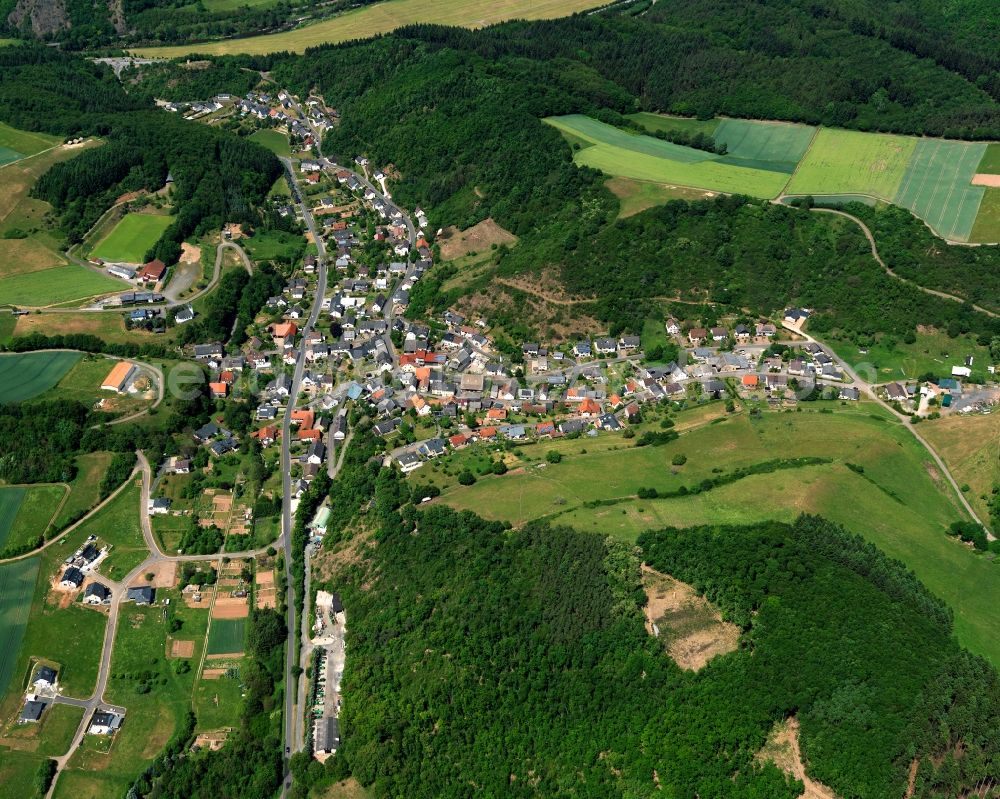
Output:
[0,558,41,696]
[558,112,1000,243]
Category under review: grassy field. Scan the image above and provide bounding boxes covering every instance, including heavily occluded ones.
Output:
[546,115,790,198]
[785,127,916,199]
[0,265,125,307]
[605,176,718,218]
[893,138,986,242]
[969,188,1000,243]
[976,143,1000,173]
[11,310,172,346]
[90,212,173,264]
[0,122,60,166]
[242,228,304,263]
[0,485,67,552]
[249,128,290,157]
[2,701,85,756]
[81,480,147,583]
[0,558,40,697]
[0,140,101,286]
[206,618,246,655]
[0,351,82,403]
[193,669,245,730]
[921,412,1000,524]
[132,0,607,56]
[628,113,719,137]
[433,406,1000,665]
[51,452,115,532]
[0,488,26,550]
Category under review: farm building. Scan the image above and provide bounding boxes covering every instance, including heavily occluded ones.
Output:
[138,259,166,283]
[101,361,136,393]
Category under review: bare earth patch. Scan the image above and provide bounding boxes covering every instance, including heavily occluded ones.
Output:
[438,218,517,260]
[180,241,201,263]
[201,668,228,679]
[756,717,839,799]
[169,639,195,658]
[212,595,249,619]
[641,565,740,671]
[133,560,177,589]
[971,174,1000,188]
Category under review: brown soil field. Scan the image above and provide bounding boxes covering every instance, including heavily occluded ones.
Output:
[255,570,274,586]
[255,589,277,609]
[972,174,1000,188]
[180,241,201,263]
[439,218,517,260]
[212,595,249,619]
[170,639,195,658]
[756,717,839,799]
[194,731,229,749]
[184,589,213,609]
[641,566,740,671]
[134,560,177,589]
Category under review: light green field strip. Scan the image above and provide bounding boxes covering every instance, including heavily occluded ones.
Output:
[91,212,173,264]
[547,115,713,163]
[976,142,1000,173]
[713,118,816,171]
[576,143,790,198]
[0,264,125,307]
[785,127,916,199]
[627,112,720,137]
[969,188,1000,243]
[0,557,41,696]
[893,138,987,242]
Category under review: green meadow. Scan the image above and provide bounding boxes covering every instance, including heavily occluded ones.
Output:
[249,128,290,157]
[90,212,173,264]
[432,405,1000,665]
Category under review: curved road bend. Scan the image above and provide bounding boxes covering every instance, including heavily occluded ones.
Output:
[810,207,999,320]
[786,323,989,532]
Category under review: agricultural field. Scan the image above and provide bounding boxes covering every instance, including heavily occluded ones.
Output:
[249,128,290,157]
[558,113,1000,243]
[0,485,67,553]
[785,127,916,199]
[0,138,112,306]
[206,618,246,656]
[545,115,791,198]
[605,176,718,218]
[10,310,172,345]
[0,558,40,697]
[0,265,125,307]
[432,405,1000,666]
[0,351,82,403]
[89,212,173,264]
[0,121,60,167]
[132,0,608,57]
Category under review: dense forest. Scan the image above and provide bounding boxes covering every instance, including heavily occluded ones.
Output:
[310,480,1000,799]
[0,47,280,264]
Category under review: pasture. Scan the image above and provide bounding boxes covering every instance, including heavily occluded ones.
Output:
[969,189,1000,243]
[133,0,607,56]
[0,122,59,167]
[920,412,1000,525]
[0,351,82,403]
[0,264,124,307]
[892,138,986,242]
[606,176,718,218]
[80,481,147,583]
[433,406,1000,665]
[0,558,40,697]
[785,127,915,199]
[0,485,66,553]
[0,140,104,298]
[249,128,290,157]
[90,212,173,264]
[206,617,246,655]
